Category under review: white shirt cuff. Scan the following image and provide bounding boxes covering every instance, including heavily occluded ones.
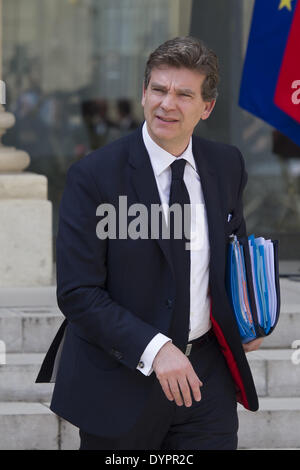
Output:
[136,333,171,376]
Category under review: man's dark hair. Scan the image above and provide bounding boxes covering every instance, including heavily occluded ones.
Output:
[144,36,219,101]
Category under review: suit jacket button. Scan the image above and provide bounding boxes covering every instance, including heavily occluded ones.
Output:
[138,361,144,368]
[166,299,173,308]
[111,349,123,360]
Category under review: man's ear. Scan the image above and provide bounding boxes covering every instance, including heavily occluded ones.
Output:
[141,83,146,107]
[201,99,216,120]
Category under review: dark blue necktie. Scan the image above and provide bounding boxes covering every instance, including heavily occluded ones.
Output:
[168,159,191,352]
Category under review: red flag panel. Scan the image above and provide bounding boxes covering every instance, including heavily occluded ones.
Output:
[274,1,300,124]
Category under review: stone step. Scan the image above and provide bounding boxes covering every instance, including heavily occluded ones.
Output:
[0,402,59,450]
[3,277,294,307]
[0,354,54,401]
[261,303,300,349]
[247,349,300,397]
[0,285,57,308]
[0,399,299,449]
[262,277,300,348]
[0,350,299,401]
[238,397,300,449]
[0,305,299,353]
[0,277,299,352]
[0,402,79,450]
[0,308,64,353]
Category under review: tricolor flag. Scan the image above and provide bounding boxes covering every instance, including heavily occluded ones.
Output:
[239,0,300,146]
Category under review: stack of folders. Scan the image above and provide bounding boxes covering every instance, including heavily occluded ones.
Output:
[226,234,280,344]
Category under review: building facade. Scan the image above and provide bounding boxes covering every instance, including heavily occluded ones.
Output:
[2,0,300,268]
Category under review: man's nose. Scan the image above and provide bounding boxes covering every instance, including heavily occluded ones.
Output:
[160,93,176,111]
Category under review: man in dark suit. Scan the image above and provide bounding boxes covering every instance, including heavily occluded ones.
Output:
[37,37,263,450]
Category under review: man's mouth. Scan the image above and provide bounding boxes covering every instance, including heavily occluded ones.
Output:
[156,116,178,123]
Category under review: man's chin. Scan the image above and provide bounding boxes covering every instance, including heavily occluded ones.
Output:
[151,126,179,142]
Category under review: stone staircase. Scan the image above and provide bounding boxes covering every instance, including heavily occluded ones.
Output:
[0,279,299,450]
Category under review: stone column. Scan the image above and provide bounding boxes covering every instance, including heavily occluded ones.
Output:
[0,0,53,286]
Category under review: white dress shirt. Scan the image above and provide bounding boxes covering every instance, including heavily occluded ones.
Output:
[137,122,211,375]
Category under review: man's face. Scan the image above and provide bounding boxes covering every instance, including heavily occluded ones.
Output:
[142,65,215,154]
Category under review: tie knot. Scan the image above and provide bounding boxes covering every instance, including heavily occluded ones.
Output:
[170,159,187,181]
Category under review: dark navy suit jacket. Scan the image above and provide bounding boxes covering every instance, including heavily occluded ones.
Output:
[36,126,258,438]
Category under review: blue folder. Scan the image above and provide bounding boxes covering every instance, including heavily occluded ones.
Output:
[226,234,280,343]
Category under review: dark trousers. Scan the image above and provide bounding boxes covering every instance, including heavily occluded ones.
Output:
[79,336,239,450]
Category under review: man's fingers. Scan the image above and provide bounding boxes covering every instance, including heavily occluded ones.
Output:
[187,375,202,403]
[168,377,184,406]
[159,374,203,407]
[243,337,264,353]
[159,378,174,402]
[158,367,203,406]
[177,376,193,407]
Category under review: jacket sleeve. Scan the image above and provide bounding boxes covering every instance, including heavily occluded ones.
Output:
[56,160,160,371]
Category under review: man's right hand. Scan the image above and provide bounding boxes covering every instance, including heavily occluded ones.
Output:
[152,341,203,407]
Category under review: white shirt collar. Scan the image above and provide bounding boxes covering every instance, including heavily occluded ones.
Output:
[142,121,196,176]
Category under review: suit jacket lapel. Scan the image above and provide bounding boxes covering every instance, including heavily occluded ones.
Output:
[192,137,226,286]
[128,127,174,273]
